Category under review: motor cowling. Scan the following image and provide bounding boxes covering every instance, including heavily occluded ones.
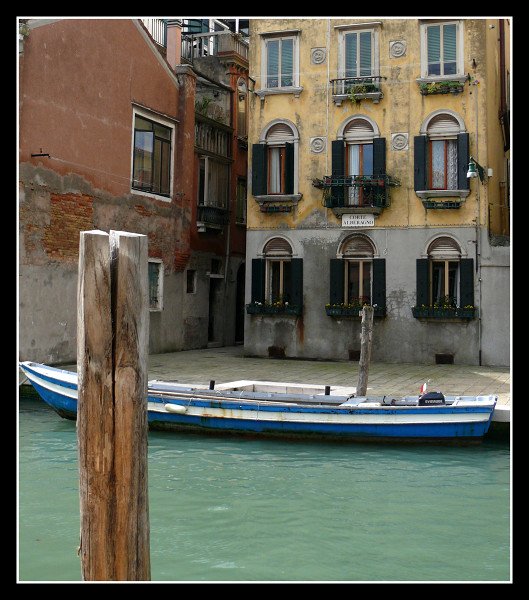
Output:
[418,392,445,406]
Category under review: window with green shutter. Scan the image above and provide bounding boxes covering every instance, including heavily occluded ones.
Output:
[328,236,386,317]
[247,238,303,315]
[413,237,475,318]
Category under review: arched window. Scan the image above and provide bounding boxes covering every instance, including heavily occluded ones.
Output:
[427,114,460,190]
[340,235,375,304]
[265,123,295,194]
[252,120,299,198]
[331,116,385,208]
[329,234,386,313]
[427,236,461,306]
[343,119,375,205]
[263,238,293,303]
[414,111,469,195]
[415,236,474,310]
[250,237,303,313]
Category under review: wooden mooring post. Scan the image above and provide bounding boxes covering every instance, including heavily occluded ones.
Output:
[77,230,150,581]
[356,305,374,397]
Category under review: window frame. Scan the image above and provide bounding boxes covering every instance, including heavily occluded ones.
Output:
[338,26,379,80]
[148,258,164,312]
[252,119,301,207]
[131,106,176,202]
[345,258,372,305]
[257,30,302,98]
[414,111,470,200]
[419,20,465,82]
[197,155,230,209]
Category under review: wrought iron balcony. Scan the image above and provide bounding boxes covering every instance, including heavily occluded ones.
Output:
[312,174,400,213]
[330,76,386,105]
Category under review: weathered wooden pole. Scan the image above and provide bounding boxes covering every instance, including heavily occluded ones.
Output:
[356,305,374,397]
[77,230,150,581]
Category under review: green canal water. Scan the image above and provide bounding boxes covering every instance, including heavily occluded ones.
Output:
[18,393,511,582]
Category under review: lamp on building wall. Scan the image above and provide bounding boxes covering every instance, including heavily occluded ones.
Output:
[467,155,485,183]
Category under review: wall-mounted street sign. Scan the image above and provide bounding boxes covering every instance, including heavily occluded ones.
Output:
[341,214,375,227]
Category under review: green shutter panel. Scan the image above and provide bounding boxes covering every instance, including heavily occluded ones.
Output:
[289,258,303,308]
[372,258,386,310]
[331,140,345,205]
[329,259,345,305]
[284,142,294,194]
[252,144,268,196]
[251,258,266,303]
[414,136,428,191]
[416,259,429,306]
[457,133,470,190]
[459,258,474,307]
[373,138,386,176]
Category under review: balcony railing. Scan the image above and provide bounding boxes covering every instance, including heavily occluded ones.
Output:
[330,76,386,105]
[196,204,228,232]
[312,174,400,212]
[181,30,249,63]
[140,18,167,48]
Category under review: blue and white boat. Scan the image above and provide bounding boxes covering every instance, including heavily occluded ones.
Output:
[19,361,497,443]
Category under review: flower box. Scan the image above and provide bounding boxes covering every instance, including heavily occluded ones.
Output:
[419,82,464,95]
[325,305,386,318]
[412,306,476,320]
[246,303,302,316]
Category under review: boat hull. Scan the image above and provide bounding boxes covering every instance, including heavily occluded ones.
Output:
[19,362,496,443]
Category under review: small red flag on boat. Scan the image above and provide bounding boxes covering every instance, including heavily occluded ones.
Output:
[420,381,428,396]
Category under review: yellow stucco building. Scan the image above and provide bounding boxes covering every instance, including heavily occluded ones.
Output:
[244,18,510,366]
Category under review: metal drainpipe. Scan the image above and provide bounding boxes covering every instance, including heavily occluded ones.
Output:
[471,77,483,366]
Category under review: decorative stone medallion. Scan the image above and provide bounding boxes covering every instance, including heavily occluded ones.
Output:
[310,137,327,153]
[311,47,326,65]
[391,133,409,151]
[389,40,406,59]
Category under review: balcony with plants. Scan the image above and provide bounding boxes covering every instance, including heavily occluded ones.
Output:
[312,174,400,217]
[330,76,386,106]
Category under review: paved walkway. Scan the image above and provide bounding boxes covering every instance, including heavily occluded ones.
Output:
[146,345,511,406]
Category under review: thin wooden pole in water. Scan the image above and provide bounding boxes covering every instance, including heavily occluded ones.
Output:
[356,305,374,397]
[77,230,150,581]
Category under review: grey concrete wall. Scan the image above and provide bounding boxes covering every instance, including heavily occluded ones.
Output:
[244,225,510,366]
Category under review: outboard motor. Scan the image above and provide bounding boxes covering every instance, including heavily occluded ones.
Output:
[418,392,445,406]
